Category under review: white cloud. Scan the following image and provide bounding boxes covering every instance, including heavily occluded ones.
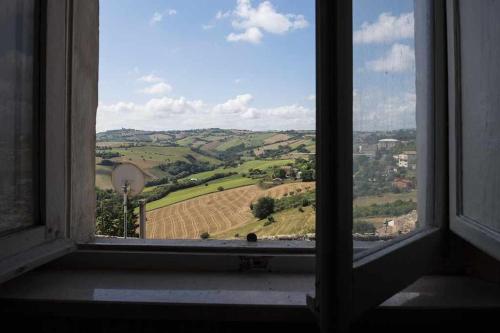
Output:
[367,43,415,73]
[225,0,308,44]
[213,94,254,114]
[202,24,215,30]
[307,94,316,101]
[227,27,263,44]
[354,12,414,44]
[97,93,315,132]
[139,82,173,95]
[353,90,416,131]
[138,74,163,83]
[150,9,177,25]
[216,10,231,20]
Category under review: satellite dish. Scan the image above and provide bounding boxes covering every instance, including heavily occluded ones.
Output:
[111,163,145,197]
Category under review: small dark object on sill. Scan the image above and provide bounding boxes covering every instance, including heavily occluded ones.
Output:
[247,233,257,242]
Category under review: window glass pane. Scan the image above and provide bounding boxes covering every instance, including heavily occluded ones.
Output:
[96,1,316,240]
[0,0,37,234]
[353,0,419,253]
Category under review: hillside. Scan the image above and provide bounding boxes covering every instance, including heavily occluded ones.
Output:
[95,128,315,190]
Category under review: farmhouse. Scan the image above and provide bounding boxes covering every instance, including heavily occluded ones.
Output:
[395,150,417,169]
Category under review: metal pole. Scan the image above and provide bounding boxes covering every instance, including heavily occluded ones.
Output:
[139,199,146,239]
[122,184,128,239]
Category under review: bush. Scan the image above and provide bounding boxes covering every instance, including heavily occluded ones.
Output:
[200,232,210,239]
[253,196,275,219]
[302,198,310,207]
[263,215,275,226]
[298,207,304,212]
[217,186,224,191]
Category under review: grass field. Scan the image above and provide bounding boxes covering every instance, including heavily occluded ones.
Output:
[143,175,259,211]
[145,182,316,239]
[178,159,293,182]
[95,164,113,190]
[213,206,315,239]
[353,190,417,207]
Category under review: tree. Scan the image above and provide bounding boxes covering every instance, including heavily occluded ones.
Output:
[252,196,275,219]
[301,169,315,181]
[273,167,286,179]
[96,188,137,237]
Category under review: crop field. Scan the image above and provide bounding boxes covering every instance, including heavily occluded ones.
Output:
[213,206,315,239]
[143,175,259,211]
[145,182,316,239]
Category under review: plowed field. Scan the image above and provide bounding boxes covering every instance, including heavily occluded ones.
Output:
[146,182,315,239]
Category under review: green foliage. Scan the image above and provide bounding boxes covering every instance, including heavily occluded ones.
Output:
[272,167,287,179]
[217,186,224,191]
[200,232,210,239]
[144,172,236,197]
[274,190,316,212]
[263,215,276,226]
[158,160,213,177]
[95,188,137,237]
[353,199,416,218]
[253,196,275,219]
[95,151,121,159]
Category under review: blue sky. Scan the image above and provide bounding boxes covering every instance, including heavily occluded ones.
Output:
[97,0,415,132]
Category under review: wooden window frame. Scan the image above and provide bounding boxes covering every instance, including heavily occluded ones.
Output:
[0,0,98,284]
[310,0,450,330]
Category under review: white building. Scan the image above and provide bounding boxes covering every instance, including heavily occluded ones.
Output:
[377,138,399,150]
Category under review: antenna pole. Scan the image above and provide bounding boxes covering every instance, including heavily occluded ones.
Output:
[122,184,128,239]
[139,199,146,239]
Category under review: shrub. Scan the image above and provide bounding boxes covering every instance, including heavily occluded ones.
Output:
[200,232,210,239]
[302,198,310,207]
[263,215,275,226]
[217,186,224,191]
[298,207,304,213]
[289,191,295,196]
[296,188,302,193]
[253,196,275,219]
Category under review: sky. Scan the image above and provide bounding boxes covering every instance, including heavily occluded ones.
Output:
[97,0,415,132]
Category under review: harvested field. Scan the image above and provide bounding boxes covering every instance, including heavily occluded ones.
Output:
[145,182,316,239]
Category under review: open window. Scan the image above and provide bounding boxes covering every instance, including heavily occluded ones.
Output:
[312,0,449,330]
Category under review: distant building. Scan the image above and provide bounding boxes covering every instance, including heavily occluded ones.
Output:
[395,151,417,169]
[377,138,399,150]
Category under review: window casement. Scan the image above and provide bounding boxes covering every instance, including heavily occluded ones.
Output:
[0,0,97,283]
[311,0,449,331]
[1,1,500,331]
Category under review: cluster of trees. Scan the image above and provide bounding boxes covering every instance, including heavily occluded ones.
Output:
[158,160,214,177]
[95,151,121,159]
[251,189,316,220]
[274,190,315,212]
[95,188,137,237]
[140,172,236,203]
[353,199,416,219]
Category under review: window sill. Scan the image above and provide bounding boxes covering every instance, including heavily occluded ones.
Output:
[0,266,316,322]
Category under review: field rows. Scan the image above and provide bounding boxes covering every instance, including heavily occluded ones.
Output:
[145,182,315,239]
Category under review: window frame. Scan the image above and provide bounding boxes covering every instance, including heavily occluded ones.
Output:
[350,0,449,319]
[309,0,450,329]
[0,0,98,284]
